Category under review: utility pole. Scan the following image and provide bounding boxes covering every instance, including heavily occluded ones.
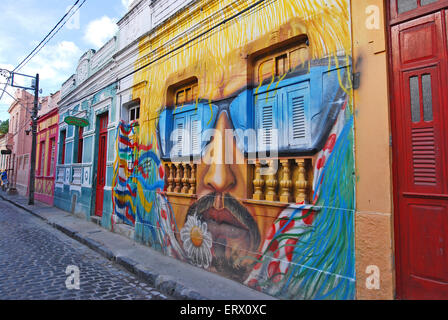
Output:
[28,74,39,205]
[0,68,40,204]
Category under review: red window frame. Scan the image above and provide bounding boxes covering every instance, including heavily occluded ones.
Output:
[39,141,45,176]
[390,0,448,25]
[48,138,56,177]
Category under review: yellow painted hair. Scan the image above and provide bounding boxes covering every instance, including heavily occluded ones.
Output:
[133,0,351,147]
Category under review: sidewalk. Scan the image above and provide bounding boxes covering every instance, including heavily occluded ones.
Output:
[0,191,275,301]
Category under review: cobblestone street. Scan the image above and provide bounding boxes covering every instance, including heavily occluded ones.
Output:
[0,199,169,300]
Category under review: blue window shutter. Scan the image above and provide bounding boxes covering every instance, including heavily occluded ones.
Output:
[174,116,185,157]
[287,83,310,147]
[255,94,277,152]
[190,113,201,157]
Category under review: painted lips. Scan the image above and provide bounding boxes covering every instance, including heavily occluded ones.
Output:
[203,208,250,241]
[185,193,261,251]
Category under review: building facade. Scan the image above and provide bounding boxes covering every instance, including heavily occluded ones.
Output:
[113,0,358,300]
[7,89,33,196]
[35,91,60,205]
[0,133,13,172]
[48,0,448,300]
[54,38,119,225]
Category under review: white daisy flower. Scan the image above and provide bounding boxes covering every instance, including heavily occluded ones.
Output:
[180,214,213,269]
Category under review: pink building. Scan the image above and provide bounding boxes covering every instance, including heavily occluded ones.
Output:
[35,91,60,205]
[8,89,33,196]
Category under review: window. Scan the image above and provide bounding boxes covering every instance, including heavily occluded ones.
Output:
[49,138,55,176]
[254,40,310,86]
[170,80,201,159]
[175,83,198,106]
[276,54,288,77]
[390,0,444,20]
[60,130,66,164]
[77,127,83,164]
[129,105,140,122]
[23,155,28,170]
[39,141,45,176]
[409,73,434,123]
[172,111,201,158]
[253,41,312,153]
[255,83,310,152]
[396,0,439,14]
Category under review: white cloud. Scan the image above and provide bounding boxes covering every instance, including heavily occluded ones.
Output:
[121,0,134,10]
[3,3,56,35]
[83,16,118,49]
[0,63,17,115]
[0,41,81,120]
[19,41,82,94]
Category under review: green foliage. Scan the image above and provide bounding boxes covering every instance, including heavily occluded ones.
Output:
[0,120,9,135]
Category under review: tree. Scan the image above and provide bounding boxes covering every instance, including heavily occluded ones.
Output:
[0,120,9,135]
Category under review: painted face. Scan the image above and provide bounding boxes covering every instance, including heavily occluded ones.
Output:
[183,109,280,281]
[158,58,350,280]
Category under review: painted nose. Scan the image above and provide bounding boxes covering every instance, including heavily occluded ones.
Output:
[202,112,236,195]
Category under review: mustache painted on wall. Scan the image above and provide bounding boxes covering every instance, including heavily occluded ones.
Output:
[185,192,261,253]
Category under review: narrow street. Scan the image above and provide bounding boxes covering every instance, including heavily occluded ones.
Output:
[0,199,168,300]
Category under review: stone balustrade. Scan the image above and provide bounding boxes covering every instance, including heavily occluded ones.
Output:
[72,167,83,185]
[250,158,312,204]
[165,162,197,195]
[56,167,65,183]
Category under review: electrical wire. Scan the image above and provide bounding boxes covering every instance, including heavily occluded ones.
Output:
[0,0,87,140]
[0,0,86,105]
[61,0,269,106]
[0,73,12,103]
[0,88,33,116]
[14,0,82,72]
[16,0,87,73]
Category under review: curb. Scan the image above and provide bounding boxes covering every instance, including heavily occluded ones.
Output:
[0,194,207,300]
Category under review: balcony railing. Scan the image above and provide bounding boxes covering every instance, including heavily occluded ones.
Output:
[165,162,197,196]
[56,167,65,183]
[249,158,313,204]
[72,166,83,185]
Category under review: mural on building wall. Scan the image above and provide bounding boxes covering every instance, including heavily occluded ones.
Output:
[112,0,355,300]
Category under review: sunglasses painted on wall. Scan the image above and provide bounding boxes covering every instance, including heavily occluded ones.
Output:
[157,56,351,161]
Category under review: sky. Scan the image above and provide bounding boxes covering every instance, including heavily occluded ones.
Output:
[0,0,135,121]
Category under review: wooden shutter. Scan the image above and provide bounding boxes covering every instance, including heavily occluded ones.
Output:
[403,67,443,192]
[286,83,310,147]
[190,114,201,156]
[256,94,277,152]
[174,117,185,157]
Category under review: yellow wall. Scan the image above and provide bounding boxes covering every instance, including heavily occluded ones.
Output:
[351,0,395,300]
[112,0,397,300]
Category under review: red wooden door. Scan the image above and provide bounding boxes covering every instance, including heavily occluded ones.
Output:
[95,114,108,217]
[391,10,448,299]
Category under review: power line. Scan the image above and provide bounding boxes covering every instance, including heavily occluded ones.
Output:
[17,0,87,73]
[63,0,269,107]
[0,89,33,116]
[0,0,86,103]
[0,72,12,104]
[14,0,82,72]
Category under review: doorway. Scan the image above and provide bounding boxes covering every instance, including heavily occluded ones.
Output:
[95,113,108,217]
[389,0,448,299]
